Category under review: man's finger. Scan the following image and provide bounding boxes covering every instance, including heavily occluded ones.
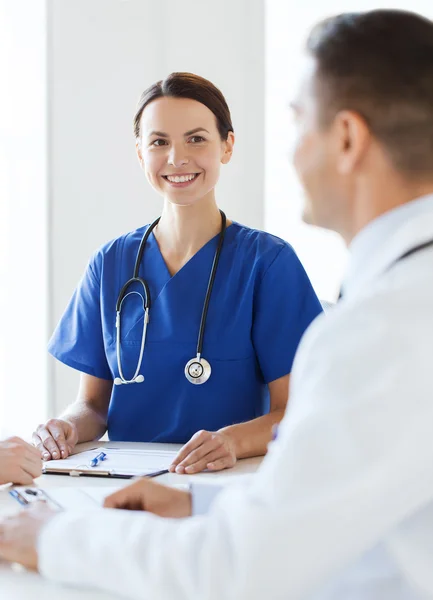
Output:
[104,488,129,509]
[10,467,34,486]
[21,441,42,459]
[22,456,42,479]
[169,430,211,470]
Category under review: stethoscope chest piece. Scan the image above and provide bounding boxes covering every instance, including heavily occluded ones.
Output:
[185,356,211,385]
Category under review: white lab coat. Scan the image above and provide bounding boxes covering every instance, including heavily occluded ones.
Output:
[39,203,433,600]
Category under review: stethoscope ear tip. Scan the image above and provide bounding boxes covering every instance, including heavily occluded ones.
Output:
[113,377,123,386]
[134,374,144,383]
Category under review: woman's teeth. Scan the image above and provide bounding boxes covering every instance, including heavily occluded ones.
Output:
[166,174,198,183]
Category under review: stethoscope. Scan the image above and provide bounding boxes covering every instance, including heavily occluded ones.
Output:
[114,210,227,386]
[339,238,433,301]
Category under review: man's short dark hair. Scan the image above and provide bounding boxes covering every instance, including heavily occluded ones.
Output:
[307,10,433,176]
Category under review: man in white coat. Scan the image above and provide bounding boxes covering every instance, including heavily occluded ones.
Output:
[1,8,433,600]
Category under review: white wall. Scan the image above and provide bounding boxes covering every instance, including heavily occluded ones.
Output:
[48,0,265,415]
[0,0,49,438]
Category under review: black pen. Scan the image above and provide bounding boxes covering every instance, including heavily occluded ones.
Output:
[144,469,169,478]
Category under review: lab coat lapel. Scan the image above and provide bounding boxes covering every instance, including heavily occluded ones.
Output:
[344,209,433,301]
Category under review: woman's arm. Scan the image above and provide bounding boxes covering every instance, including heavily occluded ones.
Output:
[169,374,290,474]
[32,373,112,460]
[219,373,289,458]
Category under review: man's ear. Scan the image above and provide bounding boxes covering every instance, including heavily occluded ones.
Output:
[221,131,235,165]
[334,110,370,175]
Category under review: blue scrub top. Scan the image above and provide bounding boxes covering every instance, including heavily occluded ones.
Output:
[48,222,322,443]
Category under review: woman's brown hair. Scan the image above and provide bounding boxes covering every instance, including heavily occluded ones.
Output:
[133,72,234,142]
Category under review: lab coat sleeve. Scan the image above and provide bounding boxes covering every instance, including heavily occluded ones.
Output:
[190,482,224,516]
[38,299,433,600]
[252,244,322,384]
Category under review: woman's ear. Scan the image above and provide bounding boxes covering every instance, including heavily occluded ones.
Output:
[136,141,144,168]
[221,131,235,165]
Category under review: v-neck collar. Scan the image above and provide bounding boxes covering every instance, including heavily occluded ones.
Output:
[150,223,234,283]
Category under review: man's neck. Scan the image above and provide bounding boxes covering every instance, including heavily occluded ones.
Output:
[343,175,433,245]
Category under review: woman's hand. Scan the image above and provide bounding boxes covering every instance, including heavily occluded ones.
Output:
[32,419,78,461]
[0,437,42,485]
[104,478,192,518]
[169,429,237,474]
[0,502,57,570]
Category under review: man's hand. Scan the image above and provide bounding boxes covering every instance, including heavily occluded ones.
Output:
[169,429,237,474]
[32,419,78,461]
[104,478,192,518]
[0,502,57,570]
[0,437,42,485]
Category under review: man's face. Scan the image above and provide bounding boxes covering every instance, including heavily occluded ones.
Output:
[291,57,350,231]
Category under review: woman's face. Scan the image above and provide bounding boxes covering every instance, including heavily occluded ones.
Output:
[138,96,234,206]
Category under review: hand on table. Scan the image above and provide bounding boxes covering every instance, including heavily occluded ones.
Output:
[104,478,192,518]
[0,437,42,485]
[32,419,78,461]
[169,429,237,474]
[0,502,56,570]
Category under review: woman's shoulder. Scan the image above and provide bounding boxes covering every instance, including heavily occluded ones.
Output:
[87,225,148,274]
[229,221,298,267]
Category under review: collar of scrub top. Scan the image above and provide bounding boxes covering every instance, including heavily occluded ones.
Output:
[114,210,227,386]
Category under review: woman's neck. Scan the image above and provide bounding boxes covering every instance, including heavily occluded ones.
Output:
[154,195,225,258]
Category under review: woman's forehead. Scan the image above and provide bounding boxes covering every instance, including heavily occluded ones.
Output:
[141,96,217,136]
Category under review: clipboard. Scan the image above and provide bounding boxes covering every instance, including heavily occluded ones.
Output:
[42,467,168,479]
[42,447,177,479]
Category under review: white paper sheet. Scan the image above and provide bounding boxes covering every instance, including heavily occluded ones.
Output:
[43,447,178,476]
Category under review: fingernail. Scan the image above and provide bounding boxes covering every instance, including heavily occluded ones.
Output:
[185,466,194,473]
[52,452,58,458]
[61,450,66,457]
[175,466,184,474]
[207,463,214,469]
[43,453,50,460]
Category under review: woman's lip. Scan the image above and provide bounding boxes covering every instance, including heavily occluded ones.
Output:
[162,173,201,188]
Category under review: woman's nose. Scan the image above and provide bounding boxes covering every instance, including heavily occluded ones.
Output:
[167,146,189,167]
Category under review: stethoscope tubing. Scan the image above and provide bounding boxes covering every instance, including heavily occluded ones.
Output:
[114,211,227,385]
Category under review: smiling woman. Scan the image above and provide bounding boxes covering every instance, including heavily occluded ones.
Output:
[32,72,323,475]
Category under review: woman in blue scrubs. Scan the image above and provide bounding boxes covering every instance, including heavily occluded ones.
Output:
[32,73,322,474]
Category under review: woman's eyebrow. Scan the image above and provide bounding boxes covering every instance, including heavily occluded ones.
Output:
[184,127,209,136]
[148,130,169,137]
[148,127,210,138]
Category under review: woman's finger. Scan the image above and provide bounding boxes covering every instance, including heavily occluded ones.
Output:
[169,430,211,470]
[32,432,51,461]
[206,457,233,471]
[183,447,228,474]
[45,421,69,458]
[176,437,222,470]
[35,426,61,459]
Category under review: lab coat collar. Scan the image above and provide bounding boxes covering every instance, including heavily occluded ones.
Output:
[342,194,433,301]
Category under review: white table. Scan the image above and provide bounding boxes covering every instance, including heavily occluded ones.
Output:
[0,441,261,599]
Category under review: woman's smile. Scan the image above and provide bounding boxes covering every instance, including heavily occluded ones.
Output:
[162,172,201,188]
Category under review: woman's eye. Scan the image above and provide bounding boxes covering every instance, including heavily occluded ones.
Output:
[189,136,205,143]
[151,139,167,147]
